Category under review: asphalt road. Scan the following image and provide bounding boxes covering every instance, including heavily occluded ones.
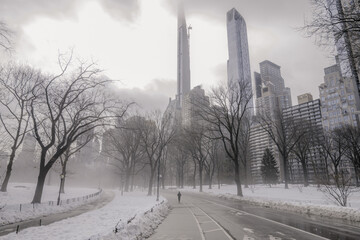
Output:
[0,190,115,237]
[149,190,360,240]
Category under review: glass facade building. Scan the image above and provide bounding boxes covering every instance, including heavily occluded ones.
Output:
[226,8,253,113]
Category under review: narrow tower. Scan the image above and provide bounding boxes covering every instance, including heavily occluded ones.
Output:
[226,8,253,113]
[177,1,191,108]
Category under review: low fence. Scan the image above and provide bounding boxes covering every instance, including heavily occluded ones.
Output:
[0,189,102,213]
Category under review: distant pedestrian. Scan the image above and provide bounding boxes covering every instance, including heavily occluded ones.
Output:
[177,191,182,203]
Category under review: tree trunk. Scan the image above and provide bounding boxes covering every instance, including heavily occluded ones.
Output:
[60,177,65,194]
[147,168,155,196]
[176,166,180,188]
[354,166,360,187]
[60,160,67,194]
[32,169,49,203]
[180,164,184,188]
[0,150,16,192]
[234,162,243,197]
[243,164,249,188]
[192,161,196,189]
[208,173,212,189]
[130,163,135,191]
[124,169,130,192]
[301,159,309,187]
[217,166,221,189]
[283,154,289,189]
[199,163,203,192]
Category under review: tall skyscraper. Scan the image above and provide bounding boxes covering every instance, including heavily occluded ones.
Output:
[177,1,191,108]
[250,60,292,183]
[254,72,262,98]
[226,8,253,112]
[259,60,292,110]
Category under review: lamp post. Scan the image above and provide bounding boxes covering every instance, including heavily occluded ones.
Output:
[57,174,65,205]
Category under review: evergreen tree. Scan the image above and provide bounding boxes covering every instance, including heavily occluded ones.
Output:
[261,148,279,187]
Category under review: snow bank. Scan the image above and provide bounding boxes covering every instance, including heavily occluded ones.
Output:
[218,193,360,222]
[180,184,360,222]
[100,199,169,240]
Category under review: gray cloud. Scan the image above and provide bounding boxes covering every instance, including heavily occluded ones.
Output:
[99,0,140,22]
[115,78,176,112]
[0,0,83,26]
[162,0,308,26]
[0,0,140,26]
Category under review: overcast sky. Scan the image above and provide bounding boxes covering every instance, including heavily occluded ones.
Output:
[1,0,335,111]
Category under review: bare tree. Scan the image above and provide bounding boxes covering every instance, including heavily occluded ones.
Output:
[0,65,43,192]
[198,80,253,196]
[322,129,348,178]
[205,137,220,189]
[257,110,305,189]
[29,54,129,203]
[168,137,188,188]
[58,132,94,194]
[291,120,318,187]
[302,0,360,89]
[318,128,356,206]
[340,125,360,187]
[238,113,252,188]
[0,21,12,52]
[103,116,143,192]
[183,124,209,192]
[139,111,175,196]
[320,169,356,207]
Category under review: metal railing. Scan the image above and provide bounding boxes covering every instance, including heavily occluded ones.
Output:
[0,189,102,214]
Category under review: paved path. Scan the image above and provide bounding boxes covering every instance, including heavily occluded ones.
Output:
[149,190,360,240]
[149,192,246,240]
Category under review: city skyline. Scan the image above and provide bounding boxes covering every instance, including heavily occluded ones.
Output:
[0,0,334,111]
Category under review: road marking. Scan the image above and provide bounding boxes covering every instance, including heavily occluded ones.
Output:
[243,228,254,233]
[204,228,222,233]
[203,199,329,240]
[200,220,213,224]
[187,207,206,240]
[276,232,285,236]
[236,212,246,216]
[243,235,255,240]
[269,235,282,240]
[191,204,234,240]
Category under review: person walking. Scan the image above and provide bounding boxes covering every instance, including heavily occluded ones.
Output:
[177,191,182,203]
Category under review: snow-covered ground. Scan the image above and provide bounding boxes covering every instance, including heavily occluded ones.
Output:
[180,184,360,222]
[0,183,168,240]
[2,183,359,239]
[0,183,96,205]
[0,183,102,225]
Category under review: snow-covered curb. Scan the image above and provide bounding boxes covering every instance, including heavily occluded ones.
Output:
[0,189,103,226]
[92,199,169,240]
[216,193,360,222]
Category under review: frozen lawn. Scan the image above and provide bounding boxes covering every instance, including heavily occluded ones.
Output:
[0,183,101,225]
[0,182,96,205]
